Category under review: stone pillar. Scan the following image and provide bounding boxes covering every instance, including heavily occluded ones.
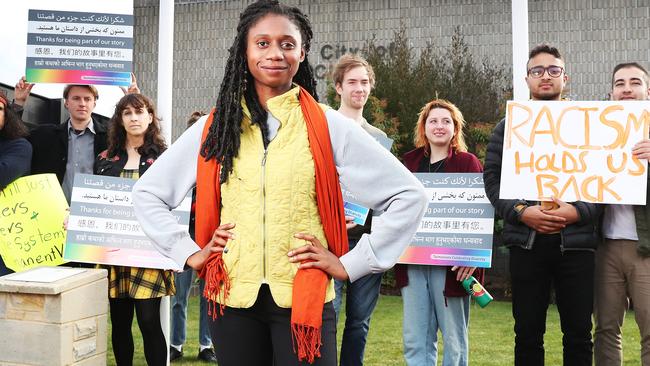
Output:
[0,268,108,366]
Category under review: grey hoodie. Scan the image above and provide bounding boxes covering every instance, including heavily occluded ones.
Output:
[132,107,426,282]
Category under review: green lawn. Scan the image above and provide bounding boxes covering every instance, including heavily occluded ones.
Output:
[107,295,642,365]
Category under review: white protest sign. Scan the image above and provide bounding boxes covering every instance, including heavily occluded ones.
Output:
[26,0,133,86]
[500,100,649,204]
[64,174,189,270]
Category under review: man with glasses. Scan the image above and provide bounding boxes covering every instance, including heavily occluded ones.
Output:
[483,44,601,366]
[594,62,650,366]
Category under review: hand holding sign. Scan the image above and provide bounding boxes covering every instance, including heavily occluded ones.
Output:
[633,139,650,160]
[14,76,34,107]
[345,215,357,230]
[120,73,140,95]
[543,197,580,225]
[451,265,476,281]
[520,205,566,233]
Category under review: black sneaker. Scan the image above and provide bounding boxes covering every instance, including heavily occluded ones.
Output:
[170,346,183,362]
[197,348,218,363]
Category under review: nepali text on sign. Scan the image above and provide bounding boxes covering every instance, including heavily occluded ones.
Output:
[26,7,134,86]
[399,173,494,268]
[64,174,190,270]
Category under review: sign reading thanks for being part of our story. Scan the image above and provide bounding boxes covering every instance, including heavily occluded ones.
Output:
[500,100,650,204]
[26,1,133,86]
[0,174,68,272]
[399,173,494,268]
[64,174,190,271]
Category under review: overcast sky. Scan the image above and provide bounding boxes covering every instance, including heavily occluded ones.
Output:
[0,0,133,117]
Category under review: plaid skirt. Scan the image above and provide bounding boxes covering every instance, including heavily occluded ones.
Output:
[102,169,175,299]
[106,265,175,299]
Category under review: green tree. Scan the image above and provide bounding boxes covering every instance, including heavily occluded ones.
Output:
[324,28,510,291]
[325,26,511,160]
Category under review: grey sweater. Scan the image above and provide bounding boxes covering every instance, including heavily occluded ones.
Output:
[132,108,426,282]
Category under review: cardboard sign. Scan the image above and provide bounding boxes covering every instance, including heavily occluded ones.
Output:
[26,3,133,86]
[64,174,189,270]
[500,100,649,204]
[0,174,68,272]
[399,173,494,268]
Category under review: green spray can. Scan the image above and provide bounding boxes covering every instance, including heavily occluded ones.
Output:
[461,276,493,308]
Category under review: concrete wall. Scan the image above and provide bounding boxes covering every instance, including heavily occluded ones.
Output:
[132,0,650,140]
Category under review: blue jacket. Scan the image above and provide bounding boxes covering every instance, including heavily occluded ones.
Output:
[0,137,32,190]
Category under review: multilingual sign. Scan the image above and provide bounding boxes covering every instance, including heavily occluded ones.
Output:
[399,173,494,268]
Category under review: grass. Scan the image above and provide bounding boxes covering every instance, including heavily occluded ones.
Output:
[107,295,642,365]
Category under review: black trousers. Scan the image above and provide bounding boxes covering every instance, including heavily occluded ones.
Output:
[510,234,595,366]
[109,297,166,366]
[209,284,337,366]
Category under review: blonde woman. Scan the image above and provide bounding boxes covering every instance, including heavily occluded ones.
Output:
[397,99,484,366]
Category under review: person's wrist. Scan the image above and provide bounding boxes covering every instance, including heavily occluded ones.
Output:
[568,203,580,223]
[514,201,528,221]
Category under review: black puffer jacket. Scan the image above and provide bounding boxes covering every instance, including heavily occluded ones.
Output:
[95,145,163,177]
[483,119,601,251]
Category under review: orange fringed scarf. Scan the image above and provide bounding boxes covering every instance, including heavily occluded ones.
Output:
[195,87,349,363]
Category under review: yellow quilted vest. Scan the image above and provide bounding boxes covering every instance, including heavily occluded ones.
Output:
[219,87,335,308]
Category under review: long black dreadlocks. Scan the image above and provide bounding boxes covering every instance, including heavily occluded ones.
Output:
[200,0,319,183]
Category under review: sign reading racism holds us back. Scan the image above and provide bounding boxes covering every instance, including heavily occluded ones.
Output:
[500,100,650,204]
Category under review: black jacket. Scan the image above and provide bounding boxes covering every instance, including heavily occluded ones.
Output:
[483,119,601,251]
[28,119,108,183]
[95,145,163,177]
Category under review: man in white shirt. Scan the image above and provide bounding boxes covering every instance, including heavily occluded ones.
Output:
[594,62,650,366]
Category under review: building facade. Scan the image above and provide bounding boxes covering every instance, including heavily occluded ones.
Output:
[132,0,650,139]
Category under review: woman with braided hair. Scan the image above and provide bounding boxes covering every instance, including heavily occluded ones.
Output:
[132,1,426,365]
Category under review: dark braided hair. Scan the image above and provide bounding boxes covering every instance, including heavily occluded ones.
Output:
[201,0,319,182]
